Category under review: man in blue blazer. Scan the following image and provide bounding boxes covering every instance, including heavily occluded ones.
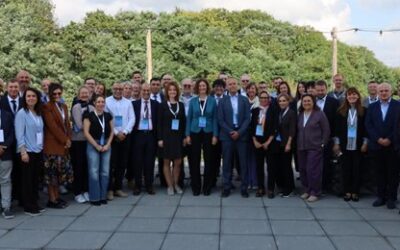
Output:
[365,82,400,209]
[0,108,15,218]
[131,84,159,195]
[218,77,251,197]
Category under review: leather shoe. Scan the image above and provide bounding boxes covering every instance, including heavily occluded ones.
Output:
[193,191,200,196]
[387,200,396,209]
[372,198,386,207]
[221,189,230,198]
[203,190,211,196]
[241,191,249,198]
[133,187,141,196]
[146,187,155,195]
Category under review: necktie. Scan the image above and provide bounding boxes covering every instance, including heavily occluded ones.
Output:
[144,101,149,119]
[152,94,157,101]
[11,100,17,113]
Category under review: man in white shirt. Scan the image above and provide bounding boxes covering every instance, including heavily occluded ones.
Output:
[239,74,250,97]
[180,78,195,117]
[106,82,135,199]
[362,81,379,108]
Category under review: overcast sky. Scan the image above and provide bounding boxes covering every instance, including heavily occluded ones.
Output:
[52,0,400,67]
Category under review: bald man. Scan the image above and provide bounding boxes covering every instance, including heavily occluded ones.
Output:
[365,83,400,209]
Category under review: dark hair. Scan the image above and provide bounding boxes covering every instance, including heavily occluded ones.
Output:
[298,94,319,112]
[277,81,292,97]
[368,80,377,85]
[212,79,226,88]
[84,77,96,84]
[337,87,364,117]
[48,83,63,102]
[22,87,42,115]
[277,93,291,102]
[93,94,105,103]
[306,81,315,89]
[165,81,181,102]
[246,82,258,96]
[96,82,106,95]
[194,78,210,95]
[8,78,18,84]
[150,77,161,83]
[258,90,270,98]
[131,71,142,78]
[295,81,307,100]
[315,80,327,88]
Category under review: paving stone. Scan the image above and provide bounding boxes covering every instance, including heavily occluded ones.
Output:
[222,207,267,219]
[271,220,324,235]
[221,219,271,235]
[0,230,7,238]
[387,237,400,250]
[320,221,378,236]
[0,230,59,249]
[169,218,219,234]
[220,235,276,250]
[128,205,176,218]
[175,206,220,219]
[108,196,141,205]
[117,218,170,233]
[370,221,400,237]
[138,195,181,206]
[45,231,110,249]
[348,197,376,208]
[0,215,30,229]
[222,194,264,207]
[267,207,314,220]
[180,195,220,206]
[103,232,164,250]
[331,236,393,250]
[16,215,75,230]
[44,204,90,216]
[276,236,335,250]
[161,234,218,250]
[263,197,307,208]
[84,205,131,217]
[306,197,351,208]
[67,216,123,232]
[312,208,363,220]
[357,208,400,221]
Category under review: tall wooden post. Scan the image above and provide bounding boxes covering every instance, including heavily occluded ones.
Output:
[146,29,153,83]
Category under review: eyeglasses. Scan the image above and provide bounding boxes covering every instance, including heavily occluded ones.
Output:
[241,80,250,83]
[183,85,191,88]
[259,97,269,99]
[113,88,123,91]
[52,92,62,96]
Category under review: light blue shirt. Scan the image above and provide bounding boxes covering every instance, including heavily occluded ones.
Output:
[380,99,390,121]
[15,109,44,153]
[229,93,239,126]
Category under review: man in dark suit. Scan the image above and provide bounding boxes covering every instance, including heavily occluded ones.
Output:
[366,82,400,209]
[218,77,251,198]
[314,80,339,192]
[132,84,159,195]
[0,79,22,116]
[0,108,15,218]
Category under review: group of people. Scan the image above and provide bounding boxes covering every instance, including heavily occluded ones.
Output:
[0,69,399,220]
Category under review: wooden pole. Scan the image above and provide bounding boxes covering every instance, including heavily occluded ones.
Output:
[146,29,153,83]
[331,27,338,79]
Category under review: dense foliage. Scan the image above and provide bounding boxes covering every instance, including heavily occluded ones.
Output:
[0,0,399,99]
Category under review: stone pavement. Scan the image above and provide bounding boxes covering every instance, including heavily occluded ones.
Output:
[1,184,400,250]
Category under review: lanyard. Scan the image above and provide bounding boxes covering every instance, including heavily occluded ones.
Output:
[199,97,207,116]
[94,112,105,133]
[258,107,267,125]
[167,101,179,118]
[348,109,357,127]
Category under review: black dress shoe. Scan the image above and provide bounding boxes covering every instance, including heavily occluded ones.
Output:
[90,201,101,206]
[146,187,155,195]
[372,198,386,207]
[47,200,65,209]
[387,200,396,209]
[193,191,200,196]
[241,191,249,198]
[100,200,108,205]
[267,191,275,199]
[57,198,68,207]
[133,188,141,196]
[351,194,359,202]
[221,189,230,198]
[203,190,211,196]
[343,193,352,202]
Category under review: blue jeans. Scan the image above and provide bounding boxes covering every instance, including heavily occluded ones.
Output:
[87,142,111,201]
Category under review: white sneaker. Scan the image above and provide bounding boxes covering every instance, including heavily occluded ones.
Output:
[74,194,86,204]
[167,187,175,196]
[83,192,90,202]
[300,193,310,199]
[307,195,319,202]
[59,185,68,194]
[174,185,183,194]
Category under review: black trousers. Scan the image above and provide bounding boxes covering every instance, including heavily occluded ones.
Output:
[126,134,135,182]
[276,147,295,194]
[71,141,88,195]
[342,150,361,194]
[133,131,156,188]
[189,131,214,193]
[109,137,131,191]
[322,141,334,191]
[255,148,268,190]
[20,152,42,211]
[371,147,399,201]
[11,153,21,202]
[211,141,222,186]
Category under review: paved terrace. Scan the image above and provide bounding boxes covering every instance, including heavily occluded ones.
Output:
[0,180,400,250]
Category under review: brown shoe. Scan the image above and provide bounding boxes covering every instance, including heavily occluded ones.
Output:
[115,190,128,198]
[107,191,114,201]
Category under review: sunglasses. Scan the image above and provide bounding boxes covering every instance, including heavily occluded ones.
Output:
[52,92,62,96]
[241,80,250,82]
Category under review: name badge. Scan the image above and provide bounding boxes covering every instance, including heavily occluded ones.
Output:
[0,129,4,143]
[114,115,123,127]
[36,132,43,145]
[171,119,180,131]
[139,119,149,130]
[275,134,282,142]
[100,133,105,146]
[256,125,264,136]
[199,116,207,128]
[347,126,356,138]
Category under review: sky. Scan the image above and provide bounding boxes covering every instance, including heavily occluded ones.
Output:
[51,0,400,68]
